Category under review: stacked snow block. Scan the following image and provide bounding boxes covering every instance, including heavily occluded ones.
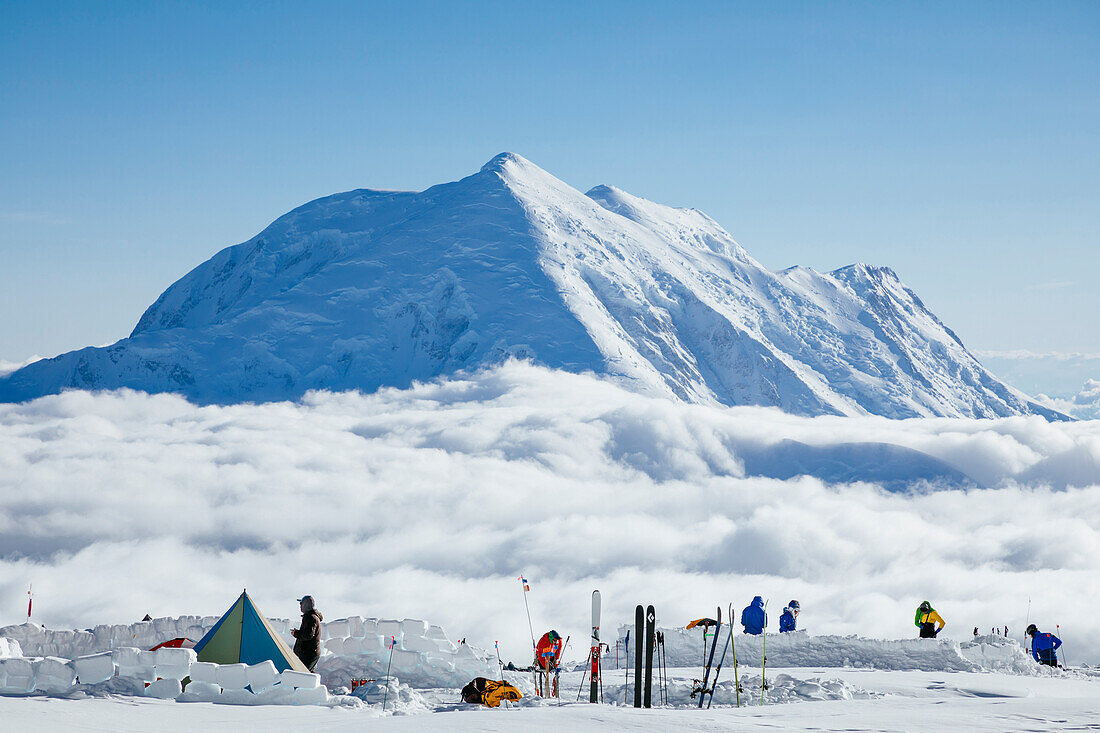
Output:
[0,657,37,695]
[179,662,325,705]
[0,617,221,659]
[0,636,328,705]
[113,647,158,682]
[316,617,494,689]
[111,649,326,705]
[614,625,983,673]
[959,636,1036,675]
[34,657,77,693]
[72,652,116,685]
[1,614,486,694]
[0,637,23,659]
[153,646,196,682]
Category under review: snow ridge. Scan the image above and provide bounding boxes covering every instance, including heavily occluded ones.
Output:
[0,154,1063,418]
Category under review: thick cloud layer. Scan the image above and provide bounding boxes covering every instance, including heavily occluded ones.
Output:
[1,362,1097,664]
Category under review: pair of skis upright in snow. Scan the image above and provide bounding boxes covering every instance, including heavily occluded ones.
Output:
[692,605,723,708]
[632,603,658,707]
[695,601,769,708]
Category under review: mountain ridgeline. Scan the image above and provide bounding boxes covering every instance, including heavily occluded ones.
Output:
[0,154,1063,419]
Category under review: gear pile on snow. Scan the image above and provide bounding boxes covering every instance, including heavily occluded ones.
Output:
[460,677,522,707]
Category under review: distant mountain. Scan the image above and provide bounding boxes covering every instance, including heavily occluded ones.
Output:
[0,153,1064,419]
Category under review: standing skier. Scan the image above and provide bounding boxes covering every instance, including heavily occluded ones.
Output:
[1026,624,1062,667]
[740,596,766,635]
[291,595,323,672]
[914,601,945,638]
[779,600,800,632]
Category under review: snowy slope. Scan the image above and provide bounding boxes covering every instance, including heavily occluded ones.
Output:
[0,154,1062,418]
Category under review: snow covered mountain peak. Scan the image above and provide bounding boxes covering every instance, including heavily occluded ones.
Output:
[478,150,538,176]
[0,156,1063,419]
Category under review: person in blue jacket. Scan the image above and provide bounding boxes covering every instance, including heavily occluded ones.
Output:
[779,600,800,632]
[741,596,766,635]
[1027,624,1062,667]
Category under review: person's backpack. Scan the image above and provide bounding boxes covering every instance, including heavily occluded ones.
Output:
[461,677,523,707]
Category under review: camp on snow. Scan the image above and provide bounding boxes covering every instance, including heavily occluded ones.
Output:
[192,590,309,672]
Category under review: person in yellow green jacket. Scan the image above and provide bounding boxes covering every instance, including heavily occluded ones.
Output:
[915,601,946,638]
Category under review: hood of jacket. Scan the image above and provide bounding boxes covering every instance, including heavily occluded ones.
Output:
[752,596,764,608]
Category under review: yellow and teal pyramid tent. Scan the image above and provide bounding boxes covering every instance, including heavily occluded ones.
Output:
[193,590,309,672]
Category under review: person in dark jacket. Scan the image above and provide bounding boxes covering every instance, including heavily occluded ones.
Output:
[291,595,323,672]
[741,596,766,635]
[1027,624,1062,667]
[779,600,800,632]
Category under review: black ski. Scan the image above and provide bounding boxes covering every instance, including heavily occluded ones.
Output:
[643,604,655,708]
[693,605,722,706]
[705,604,735,709]
[633,604,643,708]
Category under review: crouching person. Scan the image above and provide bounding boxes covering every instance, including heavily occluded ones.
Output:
[1027,624,1062,667]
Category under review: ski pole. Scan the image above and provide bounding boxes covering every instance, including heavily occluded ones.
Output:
[624,631,630,704]
[519,576,537,659]
[1057,625,1067,668]
[553,635,570,703]
[382,635,396,712]
[656,633,664,706]
[495,641,504,682]
[601,642,608,703]
[761,600,768,706]
[730,603,741,708]
[576,648,590,701]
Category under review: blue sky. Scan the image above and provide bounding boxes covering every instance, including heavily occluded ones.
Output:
[1,0,1097,363]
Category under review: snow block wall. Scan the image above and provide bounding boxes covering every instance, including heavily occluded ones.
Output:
[316,617,496,689]
[958,635,1039,675]
[0,615,494,693]
[0,644,328,705]
[0,618,221,658]
[615,626,1039,674]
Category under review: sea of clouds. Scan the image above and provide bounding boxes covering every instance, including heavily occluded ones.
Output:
[977,350,1100,419]
[1,362,1097,665]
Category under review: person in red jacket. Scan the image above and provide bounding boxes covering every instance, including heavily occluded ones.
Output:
[533,630,563,696]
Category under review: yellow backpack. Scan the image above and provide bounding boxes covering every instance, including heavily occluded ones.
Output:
[461,677,523,707]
